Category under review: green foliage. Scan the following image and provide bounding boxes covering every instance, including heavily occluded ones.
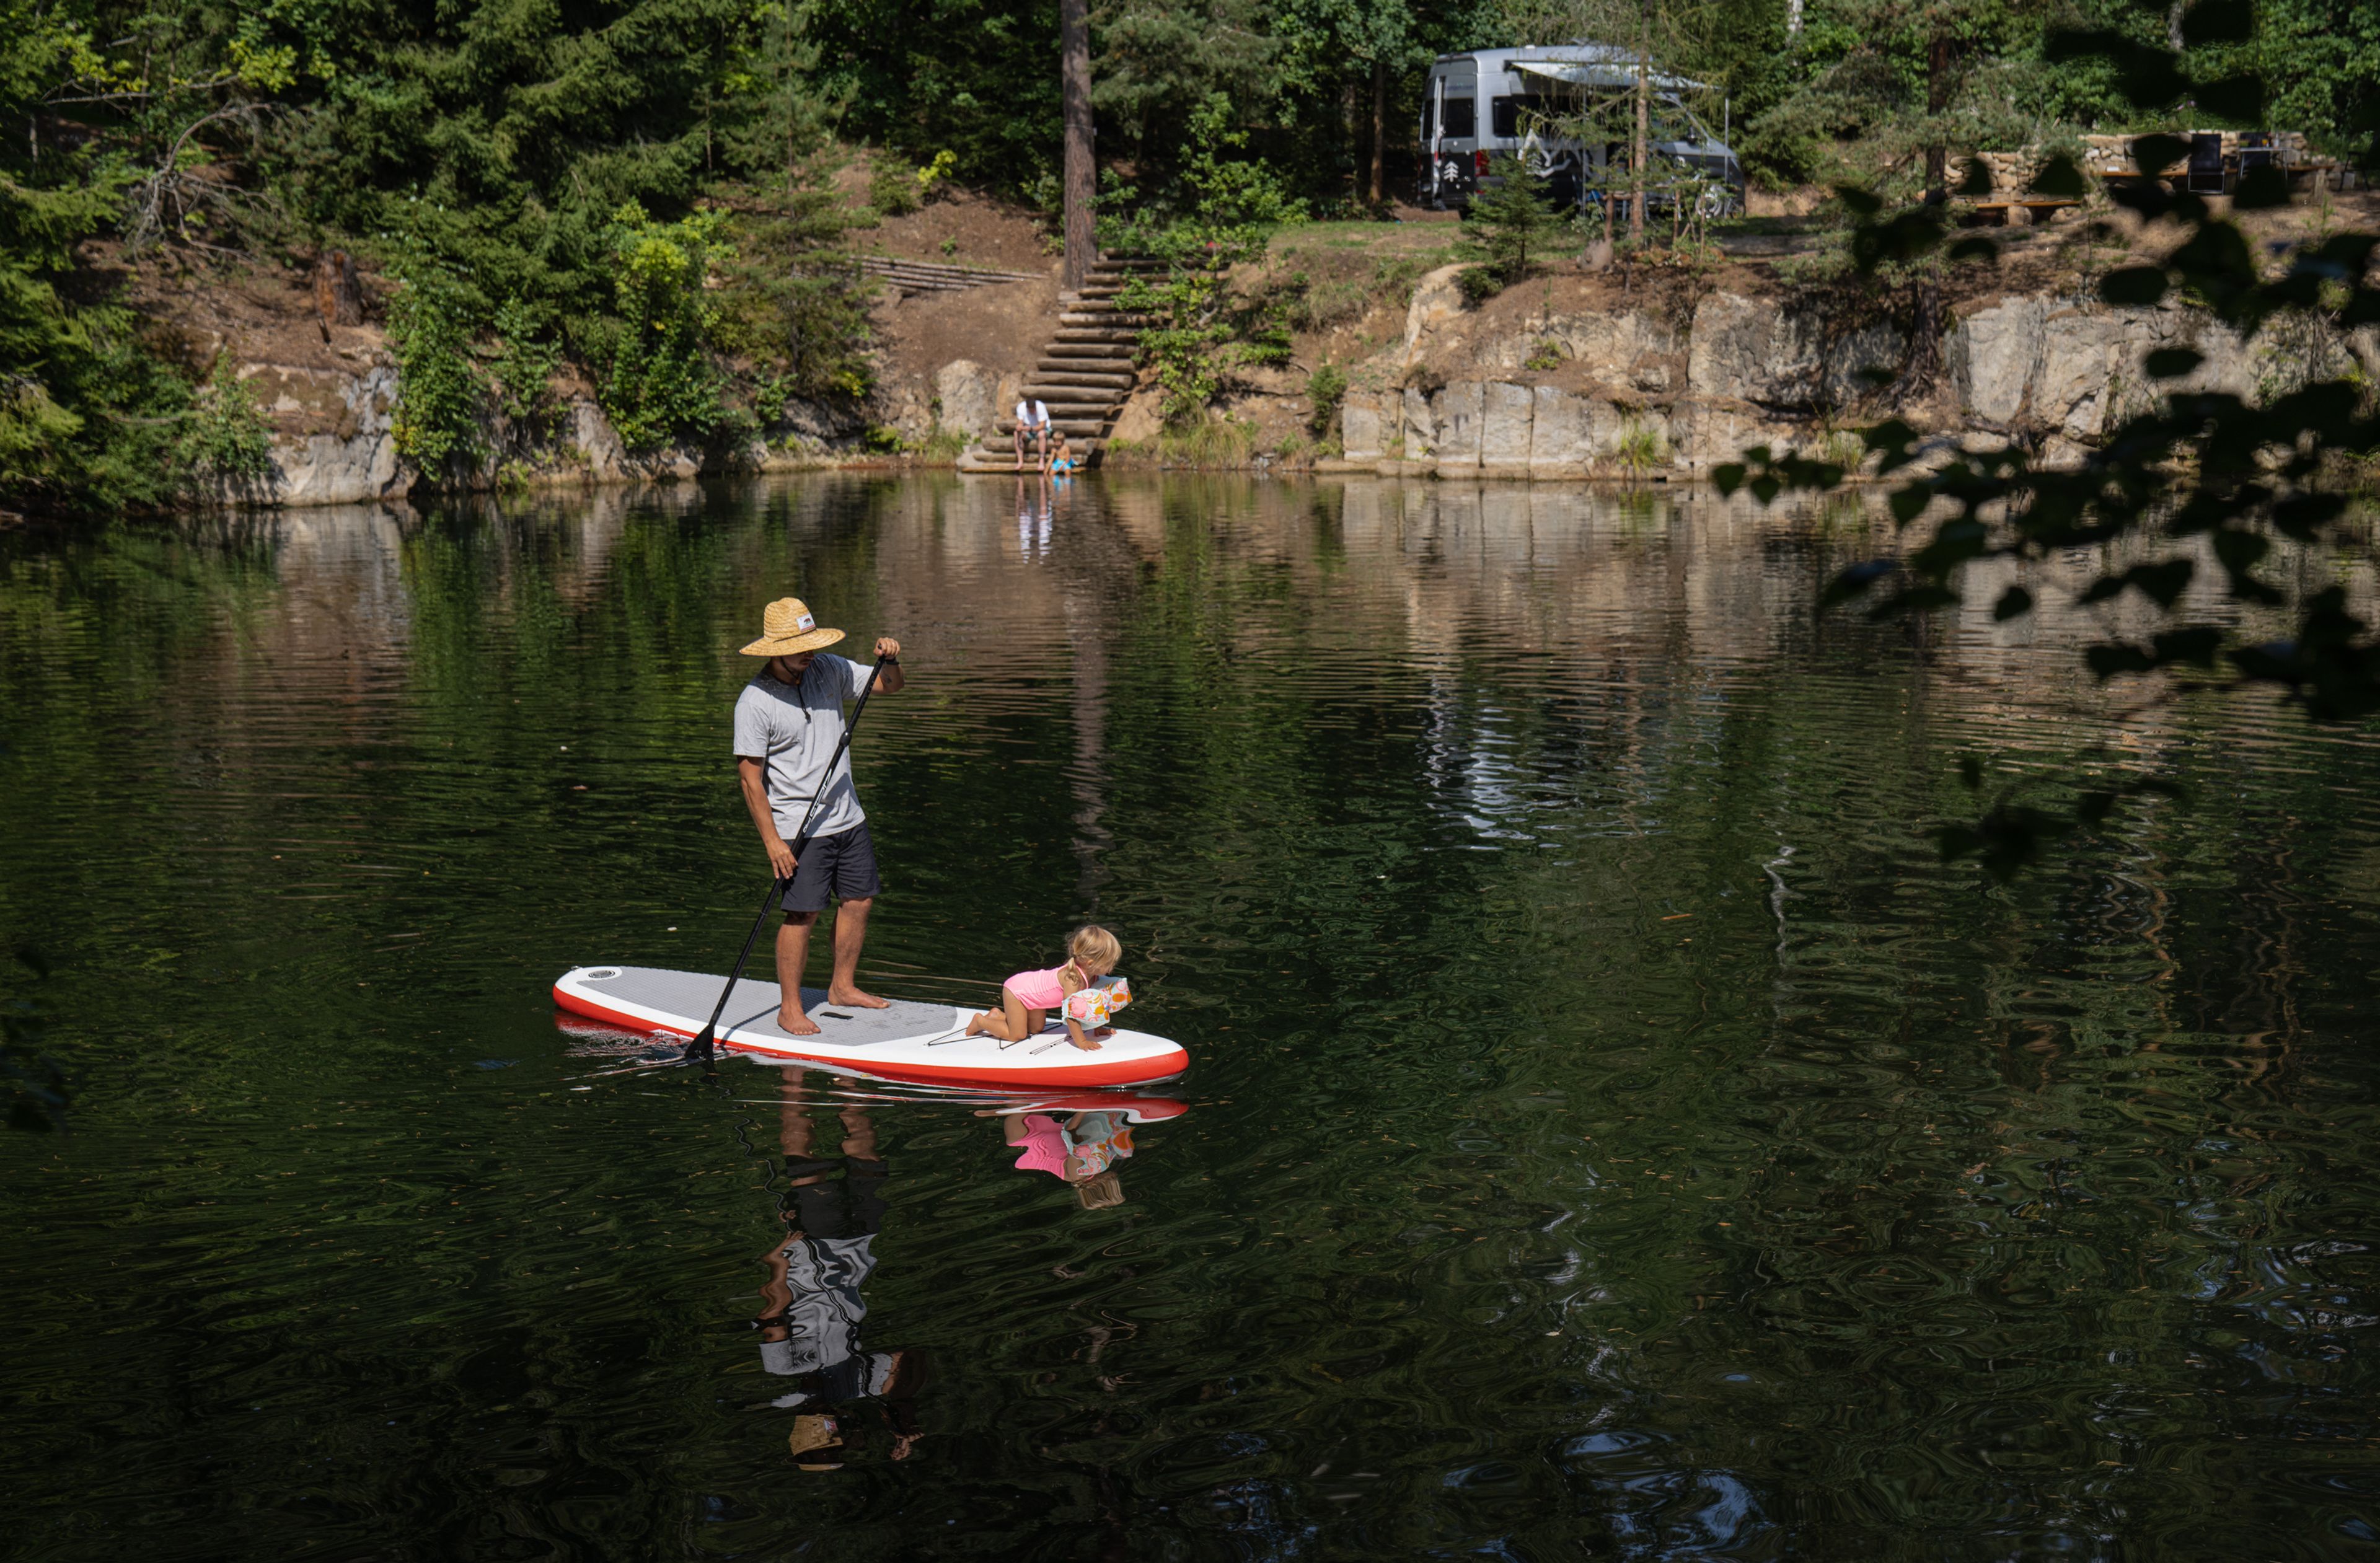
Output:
[597,203,734,452]
[386,268,485,472]
[1306,361,1348,436]
[915,150,959,201]
[488,298,563,430]
[870,161,923,217]
[1460,158,1566,284]
[710,185,875,408]
[180,357,275,487]
[1454,265,1505,305]
[1111,95,1305,427]
[0,1,205,516]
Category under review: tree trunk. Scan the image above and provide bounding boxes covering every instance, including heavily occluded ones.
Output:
[1370,60,1387,206]
[314,250,363,327]
[1895,266,1946,398]
[1060,0,1096,292]
[1631,53,1648,247]
[1924,29,1950,202]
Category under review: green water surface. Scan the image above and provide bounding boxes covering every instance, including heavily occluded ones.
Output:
[4,475,2379,1561]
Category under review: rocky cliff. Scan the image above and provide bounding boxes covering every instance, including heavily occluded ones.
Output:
[1323,263,2371,481]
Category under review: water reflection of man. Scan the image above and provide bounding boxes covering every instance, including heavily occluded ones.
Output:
[756,1073,925,1469]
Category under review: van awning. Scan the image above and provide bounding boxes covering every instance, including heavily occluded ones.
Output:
[1507,55,1707,94]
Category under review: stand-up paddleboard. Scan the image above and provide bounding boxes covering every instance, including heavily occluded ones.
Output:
[552,966,1189,1088]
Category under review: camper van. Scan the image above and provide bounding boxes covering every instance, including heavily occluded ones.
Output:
[1419,44,1743,216]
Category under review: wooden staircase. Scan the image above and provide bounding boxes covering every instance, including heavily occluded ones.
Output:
[954,254,1167,473]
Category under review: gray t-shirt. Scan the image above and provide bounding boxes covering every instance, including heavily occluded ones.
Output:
[733,655,873,839]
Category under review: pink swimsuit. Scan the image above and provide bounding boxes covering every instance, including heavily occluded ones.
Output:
[1004,959,1082,1011]
[1011,1114,1069,1178]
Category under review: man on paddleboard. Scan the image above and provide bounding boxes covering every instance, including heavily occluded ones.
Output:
[734,597,905,1035]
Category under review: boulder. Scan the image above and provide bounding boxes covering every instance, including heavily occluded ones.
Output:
[933,359,999,439]
[1108,389,1164,446]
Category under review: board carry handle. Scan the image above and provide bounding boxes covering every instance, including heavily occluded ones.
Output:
[685,650,893,1065]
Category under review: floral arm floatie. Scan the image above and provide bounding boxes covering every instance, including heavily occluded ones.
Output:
[1063,976,1132,1026]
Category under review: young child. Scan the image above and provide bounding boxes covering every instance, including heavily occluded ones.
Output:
[1046,433,1077,476]
[965,925,1126,1051]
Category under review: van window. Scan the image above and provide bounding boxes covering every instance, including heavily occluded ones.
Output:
[1491,93,1552,139]
[1440,95,1475,138]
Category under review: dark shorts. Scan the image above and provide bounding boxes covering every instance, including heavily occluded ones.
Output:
[783,1156,889,1239]
[779,822,883,915]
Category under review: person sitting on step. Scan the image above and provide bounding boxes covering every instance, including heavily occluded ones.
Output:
[1012,397,1050,471]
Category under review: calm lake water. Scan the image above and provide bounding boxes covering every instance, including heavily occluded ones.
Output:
[6,473,2380,1561]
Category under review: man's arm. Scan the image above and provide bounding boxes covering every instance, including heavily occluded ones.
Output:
[739,756,796,879]
[868,636,904,695]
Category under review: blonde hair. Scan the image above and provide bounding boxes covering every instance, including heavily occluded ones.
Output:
[1070,925,1122,972]
[1074,1169,1124,1209]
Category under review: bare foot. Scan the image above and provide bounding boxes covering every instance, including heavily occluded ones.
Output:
[1092,1026,1115,1039]
[1069,1033,1104,1051]
[778,1007,822,1036]
[827,986,891,1010]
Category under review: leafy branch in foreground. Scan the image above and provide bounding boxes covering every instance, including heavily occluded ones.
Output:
[1717,26,2380,878]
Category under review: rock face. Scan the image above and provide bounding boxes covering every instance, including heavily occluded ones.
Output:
[248,363,410,506]
[1686,291,1904,412]
[933,359,999,439]
[1326,287,2349,481]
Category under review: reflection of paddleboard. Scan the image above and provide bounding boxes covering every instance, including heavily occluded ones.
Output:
[551,966,1188,1088]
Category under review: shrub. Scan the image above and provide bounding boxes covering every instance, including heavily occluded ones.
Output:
[915,151,958,203]
[1454,266,1504,306]
[597,202,734,451]
[180,356,275,488]
[1615,416,1668,477]
[1305,362,1347,438]
[870,160,920,216]
[489,296,563,433]
[386,267,485,470]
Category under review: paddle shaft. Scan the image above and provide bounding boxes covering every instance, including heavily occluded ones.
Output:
[685,651,892,1062]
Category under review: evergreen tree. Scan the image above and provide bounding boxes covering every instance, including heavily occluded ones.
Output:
[1456,156,1565,294]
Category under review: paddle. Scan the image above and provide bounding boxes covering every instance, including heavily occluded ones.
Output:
[684,649,892,1064]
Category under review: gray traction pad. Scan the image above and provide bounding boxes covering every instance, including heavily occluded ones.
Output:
[581,966,959,1047]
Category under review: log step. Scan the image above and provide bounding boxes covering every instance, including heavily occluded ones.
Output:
[1043,343,1136,359]
[1031,367,1137,387]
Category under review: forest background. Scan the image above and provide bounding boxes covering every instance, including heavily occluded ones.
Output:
[2,0,2376,517]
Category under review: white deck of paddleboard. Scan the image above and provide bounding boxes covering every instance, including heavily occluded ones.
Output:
[553,965,1187,1085]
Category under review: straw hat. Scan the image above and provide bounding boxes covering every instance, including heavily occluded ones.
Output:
[741,597,846,657]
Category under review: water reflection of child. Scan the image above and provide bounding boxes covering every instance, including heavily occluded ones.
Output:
[756,1076,927,1468]
[978,1107,1133,1209]
[963,925,1126,1052]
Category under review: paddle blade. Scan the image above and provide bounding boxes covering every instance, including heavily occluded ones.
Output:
[682,1026,716,1063]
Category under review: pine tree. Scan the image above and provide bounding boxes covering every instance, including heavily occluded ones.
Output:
[1456,157,1567,296]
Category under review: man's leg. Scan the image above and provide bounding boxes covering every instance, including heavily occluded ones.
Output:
[827,896,888,1008]
[776,912,821,1034]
